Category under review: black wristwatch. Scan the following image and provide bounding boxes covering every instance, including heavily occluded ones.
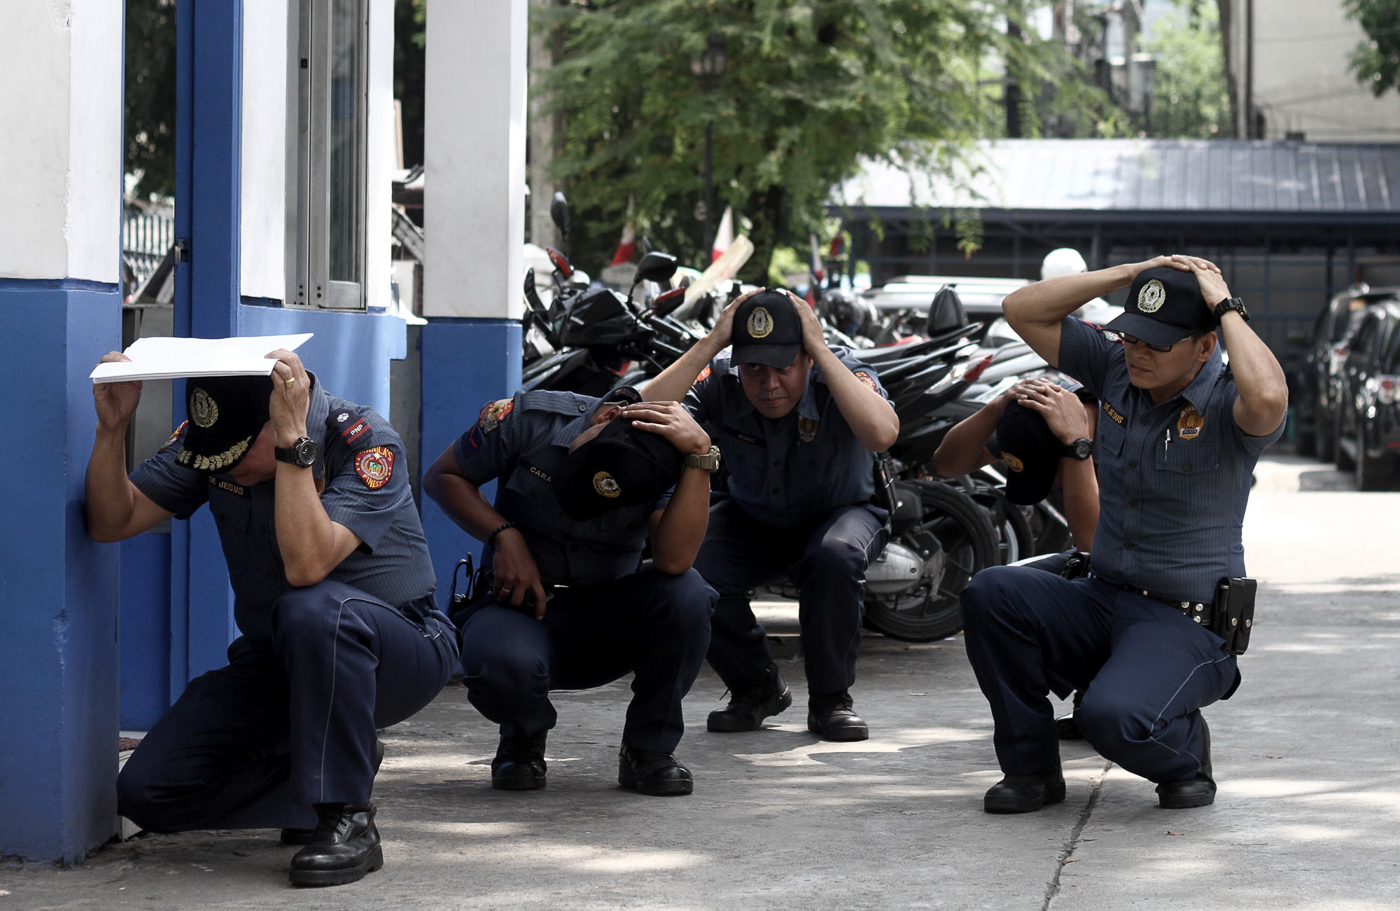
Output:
[1212,296,1249,323]
[274,436,318,468]
[1062,438,1093,461]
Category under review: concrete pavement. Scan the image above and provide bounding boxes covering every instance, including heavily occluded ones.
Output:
[3,450,1398,909]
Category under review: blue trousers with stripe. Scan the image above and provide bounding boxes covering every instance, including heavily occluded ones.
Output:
[117,580,458,832]
[961,566,1238,784]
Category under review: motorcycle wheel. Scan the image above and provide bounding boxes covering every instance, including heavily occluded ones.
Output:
[864,480,999,642]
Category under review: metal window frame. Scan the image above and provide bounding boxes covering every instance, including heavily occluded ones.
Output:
[292,0,367,309]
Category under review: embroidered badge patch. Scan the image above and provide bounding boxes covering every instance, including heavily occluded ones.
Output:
[592,470,621,498]
[478,398,515,435]
[1103,402,1126,425]
[190,388,219,428]
[853,370,878,392]
[1003,452,1025,473]
[355,447,395,489]
[798,416,819,443]
[1177,404,1203,440]
[465,425,485,450]
[747,307,774,339]
[693,365,712,385]
[1138,279,1166,313]
[333,410,371,445]
[159,421,189,453]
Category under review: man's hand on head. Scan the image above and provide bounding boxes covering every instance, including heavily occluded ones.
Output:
[783,289,828,358]
[265,349,312,447]
[1173,255,1231,308]
[1015,380,1091,445]
[620,402,712,456]
[707,287,762,352]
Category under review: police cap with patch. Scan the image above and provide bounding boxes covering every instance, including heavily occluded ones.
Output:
[176,374,273,472]
[1104,266,1215,350]
[555,417,683,521]
[994,400,1063,506]
[731,290,803,368]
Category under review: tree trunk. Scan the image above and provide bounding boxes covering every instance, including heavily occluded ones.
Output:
[738,185,785,287]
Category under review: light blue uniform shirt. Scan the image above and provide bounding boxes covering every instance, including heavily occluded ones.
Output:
[1058,317,1283,603]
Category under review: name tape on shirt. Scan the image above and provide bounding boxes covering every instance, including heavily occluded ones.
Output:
[355,447,395,489]
[1102,402,1126,425]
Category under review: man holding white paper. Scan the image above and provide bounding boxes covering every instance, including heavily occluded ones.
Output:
[85,342,456,888]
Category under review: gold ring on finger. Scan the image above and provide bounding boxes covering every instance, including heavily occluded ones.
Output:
[285,377,296,388]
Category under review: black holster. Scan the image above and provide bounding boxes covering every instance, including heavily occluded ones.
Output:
[1212,576,1256,656]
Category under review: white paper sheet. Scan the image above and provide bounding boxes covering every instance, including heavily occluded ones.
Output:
[90,333,315,383]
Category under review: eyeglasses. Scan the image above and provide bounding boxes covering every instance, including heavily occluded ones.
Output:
[1115,332,1184,354]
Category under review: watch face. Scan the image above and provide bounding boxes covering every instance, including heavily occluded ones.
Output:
[294,438,318,466]
[1071,439,1093,460]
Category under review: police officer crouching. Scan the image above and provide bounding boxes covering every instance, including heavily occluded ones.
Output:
[643,289,900,741]
[86,350,458,887]
[423,388,718,794]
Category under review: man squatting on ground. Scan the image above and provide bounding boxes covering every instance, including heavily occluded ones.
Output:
[961,255,1287,813]
[644,289,899,741]
[423,388,719,795]
[86,351,458,887]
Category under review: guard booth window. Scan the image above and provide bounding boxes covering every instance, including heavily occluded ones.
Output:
[293,0,366,309]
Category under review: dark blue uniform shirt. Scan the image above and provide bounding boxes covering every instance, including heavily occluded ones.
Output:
[452,390,664,586]
[130,375,437,641]
[683,347,889,528]
[1058,317,1283,602]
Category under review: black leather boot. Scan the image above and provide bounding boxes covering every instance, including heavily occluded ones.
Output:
[707,663,793,732]
[617,744,693,796]
[288,802,383,887]
[491,730,548,791]
[984,764,1067,814]
[807,689,869,742]
[1156,718,1216,809]
[281,739,384,846]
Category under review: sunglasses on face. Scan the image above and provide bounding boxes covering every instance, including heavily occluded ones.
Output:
[1116,332,1184,354]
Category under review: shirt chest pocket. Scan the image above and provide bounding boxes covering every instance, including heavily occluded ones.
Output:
[1096,418,1128,459]
[1155,440,1221,475]
[207,489,253,532]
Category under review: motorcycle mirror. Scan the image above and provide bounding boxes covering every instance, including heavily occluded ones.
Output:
[635,251,678,284]
[651,286,687,319]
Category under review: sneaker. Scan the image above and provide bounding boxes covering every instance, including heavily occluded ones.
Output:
[491,730,548,791]
[706,663,793,733]
[806,689,869,742]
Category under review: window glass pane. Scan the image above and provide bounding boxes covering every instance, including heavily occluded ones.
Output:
[328,0,361,283]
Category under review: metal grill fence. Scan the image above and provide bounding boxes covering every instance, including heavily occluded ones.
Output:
[123,208,175,289]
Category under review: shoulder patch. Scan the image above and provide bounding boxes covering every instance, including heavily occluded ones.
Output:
[328,409,373,447]
[354,446,395,489]
[478,398,515,435]
[694,365,712,385]
[158,420,189,453]
[853,370,877,392]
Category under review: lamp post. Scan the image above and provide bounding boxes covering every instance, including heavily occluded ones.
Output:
[690,33,726,260]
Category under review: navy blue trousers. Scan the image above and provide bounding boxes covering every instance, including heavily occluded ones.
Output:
[694,499,888,697]
[457,568,716,754]
[117,580,458,832]
[961,567,1238,784]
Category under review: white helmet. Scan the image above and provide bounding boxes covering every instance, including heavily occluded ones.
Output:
[1041,247,1087,281]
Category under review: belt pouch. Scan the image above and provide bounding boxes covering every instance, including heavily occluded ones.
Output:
[1212,576,1256,655]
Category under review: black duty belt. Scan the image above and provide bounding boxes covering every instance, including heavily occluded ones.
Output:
[1095,575,1214,625]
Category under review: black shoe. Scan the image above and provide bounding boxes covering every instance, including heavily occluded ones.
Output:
[617,744,693,796]
[1157,719,1216,809]
[491,730,548,791]
[288,803,383,887]
[984,766,1067,814]
[281,739,384,845]
[707,663,793,733]
[806,690,869,742]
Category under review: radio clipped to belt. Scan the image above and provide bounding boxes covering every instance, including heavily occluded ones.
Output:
[1212,576,1256,656]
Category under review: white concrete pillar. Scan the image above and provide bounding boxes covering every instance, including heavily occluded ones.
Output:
[423,0,527,319]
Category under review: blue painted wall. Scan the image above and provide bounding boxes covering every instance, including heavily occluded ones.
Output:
[420,319,522,602]
[0,282,123,862]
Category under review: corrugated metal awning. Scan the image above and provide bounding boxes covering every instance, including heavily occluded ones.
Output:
[834,139,1400,218]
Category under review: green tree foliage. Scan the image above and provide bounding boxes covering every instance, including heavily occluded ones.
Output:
[1142,0,1229,138]
[1345,0,1400,96]
[125,0,178,201]
[535,0,1114,281]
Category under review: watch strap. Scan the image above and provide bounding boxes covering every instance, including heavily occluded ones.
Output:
[1213,297,1249,323]
[684,445,722,472]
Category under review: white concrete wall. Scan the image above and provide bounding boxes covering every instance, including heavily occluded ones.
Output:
[241,0,290,301]
[423,0,527,318]
[0,0,122,282]
[365,0,394,311]
[1233,0,1400,142]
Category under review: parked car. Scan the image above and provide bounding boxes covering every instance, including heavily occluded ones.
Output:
[1335,300,1400,489]
[1294,285,1400,460]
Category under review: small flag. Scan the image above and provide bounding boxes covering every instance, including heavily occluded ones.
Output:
[610,195,636,266]
[711,206,734,263]
[806,233,825,306]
